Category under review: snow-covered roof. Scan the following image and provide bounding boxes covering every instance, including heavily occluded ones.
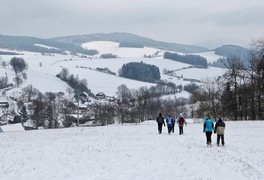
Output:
[0,123,25,133]
[0,96,8,103]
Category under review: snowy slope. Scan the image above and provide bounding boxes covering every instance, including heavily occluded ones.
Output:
[194,51,223,63]
[82,41,162,58]
[0,42,226,97]
[0,120,263,180]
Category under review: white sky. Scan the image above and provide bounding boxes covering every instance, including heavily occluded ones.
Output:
[1,0,264,48]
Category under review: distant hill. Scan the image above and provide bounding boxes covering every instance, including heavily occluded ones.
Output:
[0,34,98,55]
[1,33,250,56]
[214,44,249,58]
[209,44,250,68]
[50,32,209,53]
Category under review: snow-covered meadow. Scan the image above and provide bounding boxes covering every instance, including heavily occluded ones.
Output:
[0,41,226,98]
[0,120,263,180]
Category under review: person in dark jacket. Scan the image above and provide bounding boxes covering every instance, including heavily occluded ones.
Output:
[156,113,165,134]
[214,117,225,146]
[203,114,215,146]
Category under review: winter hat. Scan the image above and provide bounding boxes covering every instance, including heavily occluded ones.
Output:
[180,113,183,117]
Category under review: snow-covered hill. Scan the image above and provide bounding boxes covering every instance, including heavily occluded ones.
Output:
[82,41,163,58]
[0,120,263,180]
[0,40,226,98]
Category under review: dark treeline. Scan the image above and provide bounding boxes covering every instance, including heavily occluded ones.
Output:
[119,42,144,48]
[119,61,161,83]
[164,51,208,68]
[191,40,264,120]
[100,53,118,59]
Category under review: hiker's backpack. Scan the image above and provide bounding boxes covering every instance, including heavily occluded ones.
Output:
[157,117,163,123]
[179,117,184,126]
[167,117,173,126]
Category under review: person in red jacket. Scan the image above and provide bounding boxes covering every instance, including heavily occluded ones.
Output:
[177,113,187,135]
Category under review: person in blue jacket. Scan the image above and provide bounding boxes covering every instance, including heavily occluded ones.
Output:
[166,113,175,134]
[203,114,215,146]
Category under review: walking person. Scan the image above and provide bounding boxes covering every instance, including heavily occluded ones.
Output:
[171,112,175,133]
[214,117,225,146]
[203,114,215,146]
[177,113,187,135]
[166,113,175,134]
[156,113,165,134]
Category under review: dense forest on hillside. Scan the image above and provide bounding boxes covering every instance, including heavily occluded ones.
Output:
[119,61,160,83]
[163,51,208,68]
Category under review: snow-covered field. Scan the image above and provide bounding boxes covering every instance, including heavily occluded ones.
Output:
[0,41,226,98]
[0,120,263,180]
[82,41,163,58]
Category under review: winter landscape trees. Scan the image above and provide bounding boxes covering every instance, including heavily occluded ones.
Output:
[1,37,264,129]
[191,40,264,120]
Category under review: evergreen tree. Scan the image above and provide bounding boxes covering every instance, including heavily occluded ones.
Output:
[221,82,234,119]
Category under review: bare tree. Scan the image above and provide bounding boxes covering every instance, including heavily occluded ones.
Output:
[22,85,39,102]
[58,68,69,80]
[10,57,28,87]
[116,84,132,103]
[1,60,7,68]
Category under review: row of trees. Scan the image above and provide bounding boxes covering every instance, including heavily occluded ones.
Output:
[14,81,188,129]
[164,51,208,68]
[191,40,264,120]
[114,84,188,124]
[56,68,92,98]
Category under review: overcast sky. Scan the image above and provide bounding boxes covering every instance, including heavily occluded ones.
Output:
[1,0,264,48]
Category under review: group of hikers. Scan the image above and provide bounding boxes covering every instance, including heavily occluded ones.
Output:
[156,113,225,146]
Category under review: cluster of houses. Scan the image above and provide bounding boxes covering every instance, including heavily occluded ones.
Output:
[0,96,25,133]
[0,88,118,132]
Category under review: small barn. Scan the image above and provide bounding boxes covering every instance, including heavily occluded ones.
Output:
[0,96,9,108]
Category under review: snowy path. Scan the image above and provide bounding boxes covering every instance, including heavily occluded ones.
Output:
[0,121,264,180]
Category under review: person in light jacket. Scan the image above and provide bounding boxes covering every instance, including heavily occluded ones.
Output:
[166,113,175,134]
[203,114,215,146]
[214,117,225,146]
